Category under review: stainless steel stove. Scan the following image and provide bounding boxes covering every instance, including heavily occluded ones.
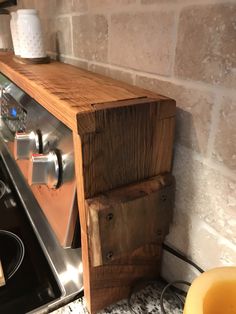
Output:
[0,73,83,313]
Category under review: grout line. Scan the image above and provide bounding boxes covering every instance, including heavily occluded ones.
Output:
[218,234,236,251]
[107,12,111,65]
[170,7,181,77]
[170,211,236,250]
[54,2,180,18]
[47,51,236,96]
[128,68,236,95]
[53,0,234,18]
[177,0,236,6]
[70,16,74,57]
[175,143,236,182]
[83,60,236,96]
[47,51,88,63]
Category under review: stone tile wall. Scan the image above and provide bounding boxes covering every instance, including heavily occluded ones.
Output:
[16,0,236,280]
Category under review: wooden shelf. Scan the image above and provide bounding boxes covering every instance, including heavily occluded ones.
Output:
[0,53,174,133]
[0,52,176,314]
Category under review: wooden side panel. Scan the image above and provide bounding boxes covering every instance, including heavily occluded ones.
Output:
[74,133,162,314]
[80,100,175,197]
[89,245,162,313]
[73,132,92,311]
[74,130,175,314]
[87,175,175,267]
[73,99,176,313]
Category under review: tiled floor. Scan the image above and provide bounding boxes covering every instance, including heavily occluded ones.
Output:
[52,282,183,314]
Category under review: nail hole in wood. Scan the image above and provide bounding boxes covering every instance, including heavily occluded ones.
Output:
[106,251,113,260]
[106,213,113,221]
[161,194,167,201]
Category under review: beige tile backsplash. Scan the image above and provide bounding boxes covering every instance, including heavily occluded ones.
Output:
[15,0,236,279]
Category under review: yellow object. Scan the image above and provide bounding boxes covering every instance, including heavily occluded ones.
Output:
[184,267,236,314]
[0,260,6,287]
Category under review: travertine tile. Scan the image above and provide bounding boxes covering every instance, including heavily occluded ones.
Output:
[20,0,35,8]
[56,0,71,14]
[136,75,213,155]
[72,15,108,62]
[188,221,236,270]
[88,64,134,84]
[175,4,236,88]
[213,97,236,171]
[166,211,236,271]
[18,0,87,14]
[59,56,88,70]
[110,11,175,76]
[42,19,55,53]
[141,0,176,3]
[88,63,109,76]
[162,248,200,285]
[173,144,236,244]
[88,0,135,10]
[72,15,91,59]
[56,0,87,14]
[54,17,72,55]
[72,0,88,12]
[44,17,72,55]
[108,67,134,85]
[34,0,57,18]
[91,15,108,62]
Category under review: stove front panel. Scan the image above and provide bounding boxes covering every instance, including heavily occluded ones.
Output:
[0,73,79,248]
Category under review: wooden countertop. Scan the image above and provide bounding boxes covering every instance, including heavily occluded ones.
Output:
[0,53,170,133]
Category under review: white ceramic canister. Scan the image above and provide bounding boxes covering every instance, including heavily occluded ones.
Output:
[17,9,46,59]
[10,12,21,56]
[0,13,13,51]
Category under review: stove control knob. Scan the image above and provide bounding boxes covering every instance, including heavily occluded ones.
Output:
[28,150,61,189]
[14,130,42,160]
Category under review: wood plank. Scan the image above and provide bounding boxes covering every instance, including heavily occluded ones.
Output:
[73,132,92,311]
[0,53,173,133]
[89,248,162,313]
[92,97,176,119]
[87,174,175,267]
[80,100,176,197]
[73,130,171,314]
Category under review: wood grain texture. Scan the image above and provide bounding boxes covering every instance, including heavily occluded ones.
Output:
[89,246,162,313]
[0,53,171,132]
[74,127,174,314]
[87,174,175,267]
[80,99,175,197]
[73,132,92,311]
